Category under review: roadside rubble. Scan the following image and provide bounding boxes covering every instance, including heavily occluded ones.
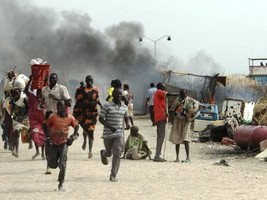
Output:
[163,67,267,162]
[213,159,230,166]
[194,97,267,162]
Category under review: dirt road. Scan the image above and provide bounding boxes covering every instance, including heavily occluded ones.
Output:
[0,116,267,200]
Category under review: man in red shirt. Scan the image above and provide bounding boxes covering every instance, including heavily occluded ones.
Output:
[44,100,79,191]
[153,83,178,162]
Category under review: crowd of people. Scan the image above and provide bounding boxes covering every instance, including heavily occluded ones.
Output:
[0,66,200,190]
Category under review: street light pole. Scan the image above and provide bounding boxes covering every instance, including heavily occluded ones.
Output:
[139,35,171,68]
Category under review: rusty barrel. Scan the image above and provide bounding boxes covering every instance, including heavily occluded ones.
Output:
[234,125,267,150]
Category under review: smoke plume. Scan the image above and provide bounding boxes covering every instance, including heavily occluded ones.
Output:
[0,0,160,112]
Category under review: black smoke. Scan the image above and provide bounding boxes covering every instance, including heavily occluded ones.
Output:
[0,0,161,112]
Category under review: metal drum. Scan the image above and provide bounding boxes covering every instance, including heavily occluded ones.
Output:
[234,125,267,150]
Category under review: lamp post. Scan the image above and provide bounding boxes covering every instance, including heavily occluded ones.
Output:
[139,35,171,68]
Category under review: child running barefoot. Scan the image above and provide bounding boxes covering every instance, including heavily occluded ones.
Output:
[44,100,79,191]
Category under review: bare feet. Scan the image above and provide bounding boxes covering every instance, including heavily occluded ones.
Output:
[32,153,40,160]
[28,142,33,149]
[12,151,19,158]
[58,182,64,191]
[109,176,118,182]
[153,157,166,162]
[88,153,93,159]
[45,168,52,175]
[173,159,180,162]
[4,141,7,150]
[181,159,190,163]
[41,154,46,160]
[82,142,86,150]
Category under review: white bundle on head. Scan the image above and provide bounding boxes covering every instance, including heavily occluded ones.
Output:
[30,58,47,66]
[13,74,29,91]
[122,90,128,96]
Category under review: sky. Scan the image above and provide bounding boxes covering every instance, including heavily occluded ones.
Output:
[0,0,266,110]
[33,0,267,75]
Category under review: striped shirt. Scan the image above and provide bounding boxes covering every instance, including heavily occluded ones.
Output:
[99,101,129,139]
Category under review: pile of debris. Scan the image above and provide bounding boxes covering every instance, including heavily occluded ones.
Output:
[198,116,238,145]
[252,97,267,126]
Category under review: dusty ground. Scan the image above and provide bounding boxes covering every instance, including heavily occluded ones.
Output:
[0,116,267,200]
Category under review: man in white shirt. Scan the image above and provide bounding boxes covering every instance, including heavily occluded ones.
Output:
[42,73,72,119]
[146,82,157,126]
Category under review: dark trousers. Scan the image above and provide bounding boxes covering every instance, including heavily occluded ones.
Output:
[149,105,155,125]
[46,143,68,183]
[155,120,166,158]
[1,124,7,142]
[103,137,124,178]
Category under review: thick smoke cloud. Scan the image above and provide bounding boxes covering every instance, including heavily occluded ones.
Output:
[0,0,160,112]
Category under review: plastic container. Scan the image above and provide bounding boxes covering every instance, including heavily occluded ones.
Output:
[195,104,219,121]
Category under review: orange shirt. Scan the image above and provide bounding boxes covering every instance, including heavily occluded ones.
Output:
[153,89,167,124]
[46,113,78,145]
